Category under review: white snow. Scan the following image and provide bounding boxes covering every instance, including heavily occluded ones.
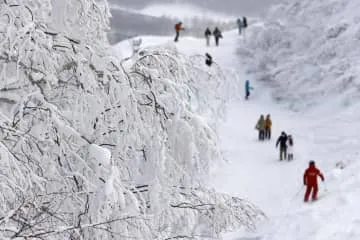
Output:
[3,0,360,238]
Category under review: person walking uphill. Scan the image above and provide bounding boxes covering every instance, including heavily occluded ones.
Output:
[303,161,325,202]
[265,114,272,140]
[236,18,243,35]
[287,135,294,160]
[245,80,253,100]
[276,131,287,160]
[205,27,211,46]
[255,115,265,141]
[213,27,222,46]
[174,22,184,42]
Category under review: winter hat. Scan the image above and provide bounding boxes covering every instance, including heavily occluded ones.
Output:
[309,160,315,166]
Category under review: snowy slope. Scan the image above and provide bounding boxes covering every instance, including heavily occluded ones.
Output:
[225,0,360,239]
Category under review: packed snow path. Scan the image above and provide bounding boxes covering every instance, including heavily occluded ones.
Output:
[117,30,360,240]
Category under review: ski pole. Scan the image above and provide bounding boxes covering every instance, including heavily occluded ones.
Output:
[323,180,328,192]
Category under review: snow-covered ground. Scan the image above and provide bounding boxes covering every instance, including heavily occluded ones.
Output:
[116,13,360,238]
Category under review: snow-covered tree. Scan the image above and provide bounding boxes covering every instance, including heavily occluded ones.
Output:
[238,0,360,110]
[0,0,265,239]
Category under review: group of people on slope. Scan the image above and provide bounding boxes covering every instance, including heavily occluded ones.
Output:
[255,115,324,202]
[275,131,294,161]
[204,27,223,46]
[236,17,248,35]
[255,115,294,161]
[175,22,223,46]
[174,16,248,46]
[255,114,272,141]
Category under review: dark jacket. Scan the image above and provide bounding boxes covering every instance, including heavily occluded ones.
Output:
[276,134,288,149]
[213,28,222,38]
[205,28,211,37]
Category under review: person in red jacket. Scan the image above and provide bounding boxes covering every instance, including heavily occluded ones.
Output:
[174,22,184,42]
[303,161,325,202]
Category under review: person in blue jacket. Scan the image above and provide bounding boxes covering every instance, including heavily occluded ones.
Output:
[245,80,253,100]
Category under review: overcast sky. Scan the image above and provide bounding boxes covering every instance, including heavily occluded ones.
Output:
[109,0,284,16]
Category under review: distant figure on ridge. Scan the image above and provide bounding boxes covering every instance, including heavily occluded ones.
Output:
[205,27,212,46]
[236,18,243,35]
[237,17,248,36]
[303,161,325,202]
[174,22,184,42]
[213,27,222,46]
[243,17,248,29]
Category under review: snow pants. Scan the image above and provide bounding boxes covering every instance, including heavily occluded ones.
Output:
[304,184,318,202]
[206,36,210,46]
[215,37,220,46]
[174,32,180,42]
[279,146,287,160]
[265,127,271,140]
[245,90,250,100]
[258,130,265,141]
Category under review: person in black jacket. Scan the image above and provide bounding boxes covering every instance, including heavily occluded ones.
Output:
[276,131,288,161]
[205,27,211,46]
[213,27,222,46]
[205,53,213,66]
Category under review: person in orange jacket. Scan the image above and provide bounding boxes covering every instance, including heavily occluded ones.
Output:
[174,22,184,42]
[303,161,325,202]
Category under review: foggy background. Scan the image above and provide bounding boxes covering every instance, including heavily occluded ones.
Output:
[108,0,284,44]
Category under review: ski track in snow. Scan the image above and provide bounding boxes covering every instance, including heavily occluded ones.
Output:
[116,29,360,240]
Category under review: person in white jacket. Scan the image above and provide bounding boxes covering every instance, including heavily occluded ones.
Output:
[287,135,294,160]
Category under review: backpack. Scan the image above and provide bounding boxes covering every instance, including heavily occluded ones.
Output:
[243,17,248,28]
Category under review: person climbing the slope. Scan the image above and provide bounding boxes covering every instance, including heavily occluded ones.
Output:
[174,22,184,42]
[287,135,294,160]
[205,53,213,66]
[245,80,253,100]
[276,131,288,160]
[236,18,243,35]
[255,115,265,141]
[303,161,325,202]
[243,17,248,29]
[265,114,272,140]
[205,27,212,46]
[213,27,222,46]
